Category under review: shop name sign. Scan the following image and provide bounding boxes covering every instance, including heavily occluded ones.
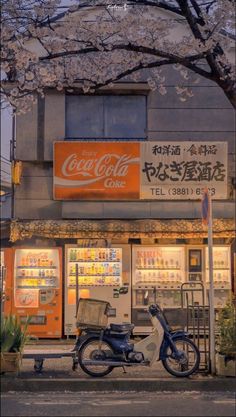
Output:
[53,141,227,200]
[140,142,227,200]
[53,142,140,200]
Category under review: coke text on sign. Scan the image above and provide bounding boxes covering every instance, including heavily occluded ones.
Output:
[53,142,140,200]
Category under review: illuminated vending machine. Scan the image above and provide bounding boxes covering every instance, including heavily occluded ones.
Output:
[132,245,186,334]
[64,244,131,336]
[0,248,13,315]
[9,248,62,338]
[0,249,6,313]
[205,245,232,309]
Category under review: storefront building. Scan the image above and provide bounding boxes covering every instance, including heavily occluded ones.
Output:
[4,74,236,338]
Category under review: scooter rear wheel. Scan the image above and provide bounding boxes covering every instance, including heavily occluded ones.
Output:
[162,336,200,377]
[78,336,114,377]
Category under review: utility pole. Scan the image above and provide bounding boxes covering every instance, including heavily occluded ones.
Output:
[202,189,215,374]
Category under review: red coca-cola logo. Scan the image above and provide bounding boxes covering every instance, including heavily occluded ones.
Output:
[60,152,139,186]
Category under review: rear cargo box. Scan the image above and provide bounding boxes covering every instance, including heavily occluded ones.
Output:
[76,298,111,329]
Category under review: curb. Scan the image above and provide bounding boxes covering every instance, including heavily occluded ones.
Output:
[1,377,235,392]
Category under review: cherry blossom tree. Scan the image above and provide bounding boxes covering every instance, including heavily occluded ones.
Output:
[1,0,235,113]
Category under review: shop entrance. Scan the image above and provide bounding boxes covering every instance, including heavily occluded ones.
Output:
[181,282,210,372]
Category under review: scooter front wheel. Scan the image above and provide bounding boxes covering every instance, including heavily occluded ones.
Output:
[78,336,114,377]
[162,336,200,377]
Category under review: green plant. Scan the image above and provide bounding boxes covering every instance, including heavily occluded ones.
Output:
[0,315,30,353]
[216,299,236,360]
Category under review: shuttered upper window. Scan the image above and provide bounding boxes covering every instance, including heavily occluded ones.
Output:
[65,95,146,139]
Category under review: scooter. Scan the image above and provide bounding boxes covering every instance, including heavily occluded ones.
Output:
[74,296,200,378]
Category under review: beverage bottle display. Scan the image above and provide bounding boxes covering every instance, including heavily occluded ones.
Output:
[136,252,140,267]
[86,248,91,261]
[92,249,96,261]
[94,250,99,262]
[98,249,102,261]
[116,249,121,262]
[143,252,147,268]
[136,290,143,305]
[149,291,155,303]
[147,253,152,268]
[140,251,143,268]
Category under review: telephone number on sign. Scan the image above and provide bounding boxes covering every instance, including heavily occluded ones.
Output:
[168,187,216,196]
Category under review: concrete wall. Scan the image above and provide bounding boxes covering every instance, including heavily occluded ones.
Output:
[0,194,12,220]
[14,77,235,220]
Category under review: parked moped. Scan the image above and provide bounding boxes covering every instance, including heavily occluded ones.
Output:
[75,296,200,378]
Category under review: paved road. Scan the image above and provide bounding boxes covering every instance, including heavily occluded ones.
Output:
[1,391,235,416]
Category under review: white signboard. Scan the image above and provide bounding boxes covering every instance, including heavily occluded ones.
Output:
[140,142,228,200]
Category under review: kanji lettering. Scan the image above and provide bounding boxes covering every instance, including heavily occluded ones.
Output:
[142,160,226,183]
[152,145,181,156]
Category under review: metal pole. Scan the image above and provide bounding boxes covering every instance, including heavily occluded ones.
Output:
[208,197,215,374]
[75,263,79,317]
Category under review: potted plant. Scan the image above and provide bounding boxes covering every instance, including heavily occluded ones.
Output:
[0,315,30,373]
[216,299,236,377]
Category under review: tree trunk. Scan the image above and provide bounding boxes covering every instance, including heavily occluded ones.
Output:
[224,90,236,110]
[215,78,236,110]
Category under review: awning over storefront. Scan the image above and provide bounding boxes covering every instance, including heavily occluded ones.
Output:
[10,219,236,242]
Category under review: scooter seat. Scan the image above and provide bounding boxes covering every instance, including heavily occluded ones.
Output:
[110,323,135,333]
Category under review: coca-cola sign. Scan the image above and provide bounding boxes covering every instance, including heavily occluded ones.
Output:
[54,142,140,200]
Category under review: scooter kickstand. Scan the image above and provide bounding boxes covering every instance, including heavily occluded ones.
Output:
[122,366,127,373]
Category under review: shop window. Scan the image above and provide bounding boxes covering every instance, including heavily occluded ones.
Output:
[65,95,147,139]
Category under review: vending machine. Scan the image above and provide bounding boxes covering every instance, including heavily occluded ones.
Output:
[0,249,6,313]
[132,245,186,334]
[0,248,13,315]
[205,245,232,308]
[5,247,63,338]
[64,244,131,336]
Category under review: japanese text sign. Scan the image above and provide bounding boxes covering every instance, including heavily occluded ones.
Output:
[54,142,140,200]
[140,142,227,200]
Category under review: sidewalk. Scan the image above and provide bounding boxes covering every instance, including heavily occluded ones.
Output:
[1,340,235,392]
